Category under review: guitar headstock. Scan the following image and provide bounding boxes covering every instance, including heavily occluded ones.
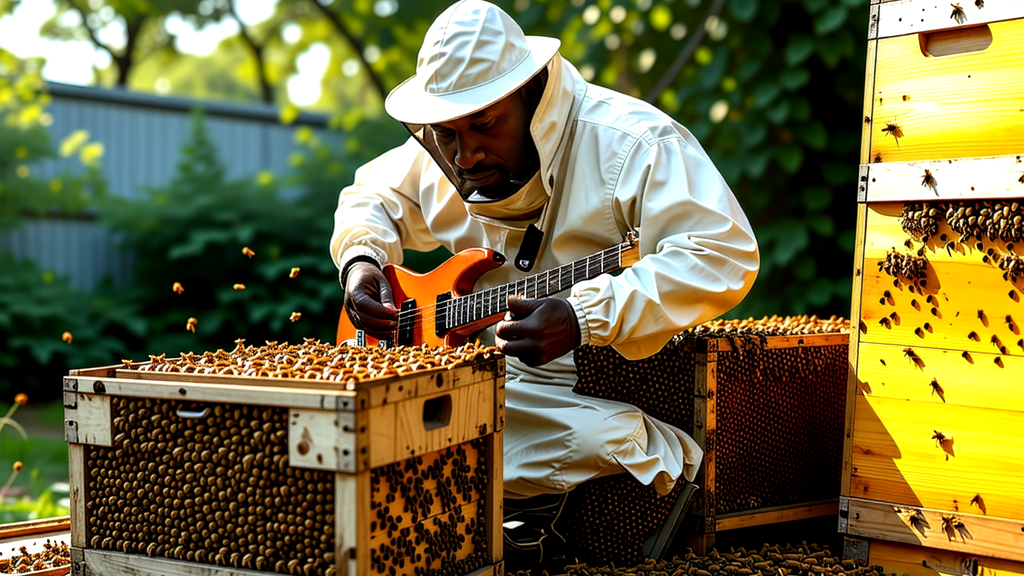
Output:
[621,229,641,267]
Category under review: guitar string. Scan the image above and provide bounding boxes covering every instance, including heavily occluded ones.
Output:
[386,249,626,334]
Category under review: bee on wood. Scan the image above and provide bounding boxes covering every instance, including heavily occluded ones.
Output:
[1005,314,1015,326]
[924,322,932,332]
[880,359,887,366]
[970,494,986,514]
[1019,174,1024,184]
[991,334,1002,348]
[879,317,892,329]
[975,0,983,7]
[921,169,937,195]
[890,311,899,322]
[962,351,972,362]
[950,3,967,24]
[1018,338,1024,350]
[915,327,925,338]
[930,307,939,316]
[904,347,925,368]
[1011,289,1020,302]
[904,239,914,249]
[911,299,919,310]
[977,309,987,325]
[967,331,979,341]
[932,430,947,447]
[995,357,1004,368]
[882,121,904,147]
[926,295,936,305]
[941,515,959,541]
[874,153,883,163]
[928,378,944,398]
[907,509,930,535]
[860,320,868,334]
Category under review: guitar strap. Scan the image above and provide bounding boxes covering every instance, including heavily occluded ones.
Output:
[514,93,584,273]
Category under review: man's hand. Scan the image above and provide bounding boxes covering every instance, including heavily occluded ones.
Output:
[343,262,398,340]
[495,297,581,367]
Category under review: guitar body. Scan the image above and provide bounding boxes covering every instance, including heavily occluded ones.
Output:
[336,248,508,347]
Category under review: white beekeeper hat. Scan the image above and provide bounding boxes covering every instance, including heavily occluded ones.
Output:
[384,0,561,126]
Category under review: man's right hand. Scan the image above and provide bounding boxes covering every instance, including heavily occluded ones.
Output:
[343,262,398,341]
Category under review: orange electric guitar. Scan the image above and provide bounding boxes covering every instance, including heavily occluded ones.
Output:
[337,231,640,348]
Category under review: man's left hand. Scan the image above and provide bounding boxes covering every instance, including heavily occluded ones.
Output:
[495,297,581,367]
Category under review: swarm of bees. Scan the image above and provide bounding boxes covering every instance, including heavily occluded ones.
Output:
[901,201,1024,245]
[878,249,929,287]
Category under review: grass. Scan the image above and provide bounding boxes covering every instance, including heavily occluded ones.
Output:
[0,399,70,523]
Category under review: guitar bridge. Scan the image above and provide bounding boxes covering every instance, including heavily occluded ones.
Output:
[396,299,417,347]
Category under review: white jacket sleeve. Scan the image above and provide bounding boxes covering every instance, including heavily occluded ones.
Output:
[567,135,760,360]
[330,137,441,276]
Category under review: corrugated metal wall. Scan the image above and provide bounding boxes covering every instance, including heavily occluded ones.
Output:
[0,83,340,290]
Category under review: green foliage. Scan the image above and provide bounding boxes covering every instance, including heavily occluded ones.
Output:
[0,400,71,523]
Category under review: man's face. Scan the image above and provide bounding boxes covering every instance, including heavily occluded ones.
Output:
[429,89,540,202]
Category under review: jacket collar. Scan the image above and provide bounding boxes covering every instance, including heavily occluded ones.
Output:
[530,55,587,198]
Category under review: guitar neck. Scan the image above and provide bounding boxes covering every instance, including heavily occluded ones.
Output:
[440,238,637,331]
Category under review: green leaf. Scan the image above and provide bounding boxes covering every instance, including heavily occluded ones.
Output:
[784,34,815,66]
[752,84,781,108]
[779,68,811,91]
[806,277,835,306]
[814,6,848,35]
[765,99,790,124]
[801,186,834,211]
[772,221,810,266]
[728,0,758,22]
[799,121,828,150]
[774,144,804,173]
[801,0,831,13]
[807,214,836,236]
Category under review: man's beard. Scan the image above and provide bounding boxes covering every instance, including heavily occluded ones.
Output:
[457,166,537,204]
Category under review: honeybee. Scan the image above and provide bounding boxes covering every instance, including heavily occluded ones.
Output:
[233,284,246,291]
[975,0,983,7]
[290,312,302,323]
[242,246,256,258]
[879,317,892,329]
[874,153,883,163]
[928,378,943,398]
[962,351,972,362]
[904,239,914,250]
[915,327,925,338]
[172,282,184,295]
[921,169,937,194]
[289,267,301,279]
[186,317,198,333]
[950,3,967,24]
[62,331,73,344]
[995,357,1004,368]
[932,430,947,447]
[881,121,904,147]
[967,331,979,341]
[904,347,925,368]
[970,494,986,514]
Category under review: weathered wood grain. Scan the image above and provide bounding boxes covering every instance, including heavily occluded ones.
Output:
[864,155,1024,202]
[877,1,1024,38]
[868,539,1024,576]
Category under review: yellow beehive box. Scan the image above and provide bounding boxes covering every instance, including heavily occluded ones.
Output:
[63,342,505,576]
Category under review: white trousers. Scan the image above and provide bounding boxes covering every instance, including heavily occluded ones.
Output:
[502,374,703,499]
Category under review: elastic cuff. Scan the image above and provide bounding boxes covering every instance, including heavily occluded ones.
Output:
[565,296,591,347]
[339,246,384,285]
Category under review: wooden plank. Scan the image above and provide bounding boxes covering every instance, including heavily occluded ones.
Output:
[67,445,86,549]
[62,375,346,410]
[287,409,356,472]
[0,518,70,540]
[868,539,1024,576]
[877,0,1024,38]
[484,431,503,565]
[864,155,1024,202]
[851,394,1024,519]
[72,394,111,447]
[845,203,870,498]
[855,342,1024,410]
[870,19,1024,163]
[860,203,1024,356]
[78,547,268,576]
[845,497,1024,561]
[690,347,716,527]
[334,472,363,576]
[714,499,839,531]
[67,365,119,378]
[364,379,495,470]
[712,333,849,352]
[861,38,878,164]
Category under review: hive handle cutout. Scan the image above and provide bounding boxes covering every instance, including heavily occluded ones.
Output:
[422,394,452,430]
[919,24,992,57]
[175,407,210,419]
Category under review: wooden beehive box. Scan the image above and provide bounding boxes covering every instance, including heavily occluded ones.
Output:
[844,0,1024,570]
[574,316,850,554]
[0,518,72,575]
[62,343,505,576]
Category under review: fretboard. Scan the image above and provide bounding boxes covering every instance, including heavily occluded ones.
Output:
[437,241,632,333]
